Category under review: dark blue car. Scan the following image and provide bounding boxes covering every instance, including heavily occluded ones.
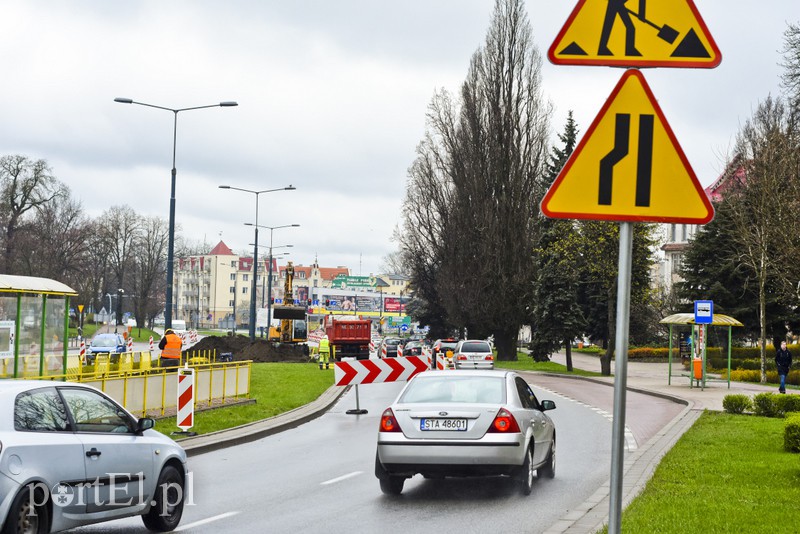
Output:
[86,333,126,364]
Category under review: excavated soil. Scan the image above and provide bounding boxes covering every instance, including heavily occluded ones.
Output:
[186,334,310,363]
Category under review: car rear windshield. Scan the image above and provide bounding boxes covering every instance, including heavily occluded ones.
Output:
[385,340,400,346]
[400,376,505,404]
[461,341,491,353]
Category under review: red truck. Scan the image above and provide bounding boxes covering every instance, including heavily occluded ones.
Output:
[324,316,372,360]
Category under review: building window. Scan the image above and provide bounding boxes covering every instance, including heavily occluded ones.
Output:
[230,273,236,281]
[230,287,235,293]
[229,300,234,307]
[670,224,676,242]
[242,287,248,294]
[672,253,683,274]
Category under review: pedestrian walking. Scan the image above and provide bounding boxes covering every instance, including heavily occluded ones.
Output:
[775,340,792,394]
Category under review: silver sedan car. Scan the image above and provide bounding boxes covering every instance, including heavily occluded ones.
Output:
[375,370,556,495]
[0,381,187,533]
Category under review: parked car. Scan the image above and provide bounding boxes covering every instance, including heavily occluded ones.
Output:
[375,370,557,495]
[432,338,458,368]
[377,337,402,358]
[453,339,495,370]
[0,381,187,532]
[401,340,424,357]
[86,333,126,364]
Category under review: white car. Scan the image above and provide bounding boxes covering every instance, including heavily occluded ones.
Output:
[453,339,495,370]
[375,370,556,495]
[0,381,187,533]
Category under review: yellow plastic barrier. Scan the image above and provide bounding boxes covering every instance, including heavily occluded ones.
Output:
[93,354,111,377]
[118,354,133,374]
[139,352,152,372]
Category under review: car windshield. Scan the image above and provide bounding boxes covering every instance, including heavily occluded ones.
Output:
[92,336,118,347]
[461,341,491,353]
[399,376,505,404]
[385,340,400,346]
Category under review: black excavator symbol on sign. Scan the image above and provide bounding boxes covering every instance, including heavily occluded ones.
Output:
[559,0,711,59]
[598,113,653,207]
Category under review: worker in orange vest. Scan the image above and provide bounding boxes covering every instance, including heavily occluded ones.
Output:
[159,328,183,370]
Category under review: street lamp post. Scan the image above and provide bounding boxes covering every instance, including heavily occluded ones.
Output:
[219,186,296,340]
[114,97,238,330]
[244,223,300,332]
[249,248,291,338]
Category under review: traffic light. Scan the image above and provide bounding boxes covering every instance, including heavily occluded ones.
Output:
[325,299,330,306]
[307,299,312,306]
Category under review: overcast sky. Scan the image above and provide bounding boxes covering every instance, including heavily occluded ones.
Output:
[2,1,796,276]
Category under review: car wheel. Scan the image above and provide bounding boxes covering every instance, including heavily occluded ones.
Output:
[540,438,556,479]
[518,445,535,496]
[142,465,185,532]
[3,484,49,534]
[379,476,405,495]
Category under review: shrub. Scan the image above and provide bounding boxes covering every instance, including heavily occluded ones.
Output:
[784,413,800,452]
[722,394,752,414]
[775,395,800,416]
[753,393,780,418]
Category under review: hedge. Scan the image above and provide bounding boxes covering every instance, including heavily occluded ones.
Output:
[727,369,800,387]
[785,413,800,453]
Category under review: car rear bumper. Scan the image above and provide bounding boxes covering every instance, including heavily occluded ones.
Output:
[377,439,525,475]
[454,361,494,370]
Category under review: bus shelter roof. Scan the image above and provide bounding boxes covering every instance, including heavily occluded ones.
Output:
[659,313,743,327]
[0,274,78,296]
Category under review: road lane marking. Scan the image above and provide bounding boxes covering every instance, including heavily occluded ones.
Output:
[321,471,363,485]
[175,511,241,531]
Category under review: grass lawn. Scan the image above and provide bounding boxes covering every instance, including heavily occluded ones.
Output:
[607,411,800,533]
[496,352,603,377]
[154,362,334,435]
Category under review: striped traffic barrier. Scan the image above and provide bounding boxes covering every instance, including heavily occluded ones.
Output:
[79,339,86,364]
[149,336,154,352]
[176,365,195,433]
[127,336,134,353]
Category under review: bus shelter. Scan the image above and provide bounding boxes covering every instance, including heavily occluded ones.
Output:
[0,274,77,378]
[660,313,743,389]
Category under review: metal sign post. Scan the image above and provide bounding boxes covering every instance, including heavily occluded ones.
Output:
[608,222,633,534]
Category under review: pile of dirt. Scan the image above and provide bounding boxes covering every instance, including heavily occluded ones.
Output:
[186,334,309,363]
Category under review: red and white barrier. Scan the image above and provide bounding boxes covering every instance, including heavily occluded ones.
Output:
[335,356,429,386]
[176,366,195,430]
[127,336,134,353]
[149,336,154,352]
[79,339,86,364]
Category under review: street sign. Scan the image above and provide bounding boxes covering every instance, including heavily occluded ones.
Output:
[694,300,713,324]
[400,324,409,333]
[549,0,721,68]
[331,275,377,289]
[540,69,714,224]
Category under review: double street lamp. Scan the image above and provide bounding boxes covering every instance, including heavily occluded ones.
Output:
[114,97,238,330]
[245,223,300,329]
[220,186,297,340]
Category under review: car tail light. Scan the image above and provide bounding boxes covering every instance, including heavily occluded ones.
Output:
[488,408,520,433]
[380,408,402,432]
[457,354,467,360]
[485,355,494,361]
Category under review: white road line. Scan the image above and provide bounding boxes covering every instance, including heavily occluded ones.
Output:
[321,471,363,485]
[175,511,241,531]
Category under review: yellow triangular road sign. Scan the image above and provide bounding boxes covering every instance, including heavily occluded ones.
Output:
[541,69,714,224]
[549,0,721,68]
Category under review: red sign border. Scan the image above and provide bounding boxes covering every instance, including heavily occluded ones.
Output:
[548,0,722,69]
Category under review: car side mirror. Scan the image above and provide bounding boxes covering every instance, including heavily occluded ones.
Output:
[540,400,556,411]
[136,418,155,434]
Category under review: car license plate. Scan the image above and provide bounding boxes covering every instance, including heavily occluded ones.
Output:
[469,354,482,360]
[420,418,467,431]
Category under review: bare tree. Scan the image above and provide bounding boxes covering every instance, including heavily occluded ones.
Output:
[401,0,552,357]
[130,216,169,328]
[781,22,800,123]
[97,206,140,325]
[727,96,800,382]
[0,155,66,273]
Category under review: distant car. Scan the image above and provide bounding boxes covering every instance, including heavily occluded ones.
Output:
[432,338,458,367]
[0,381,187,532]
[377,337,402,358]
[453,339,495,370]
[401,340,424,357]
[375,370,557,495]
[86,333,126,364]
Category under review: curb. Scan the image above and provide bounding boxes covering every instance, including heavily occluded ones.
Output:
[177,384,349,456]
